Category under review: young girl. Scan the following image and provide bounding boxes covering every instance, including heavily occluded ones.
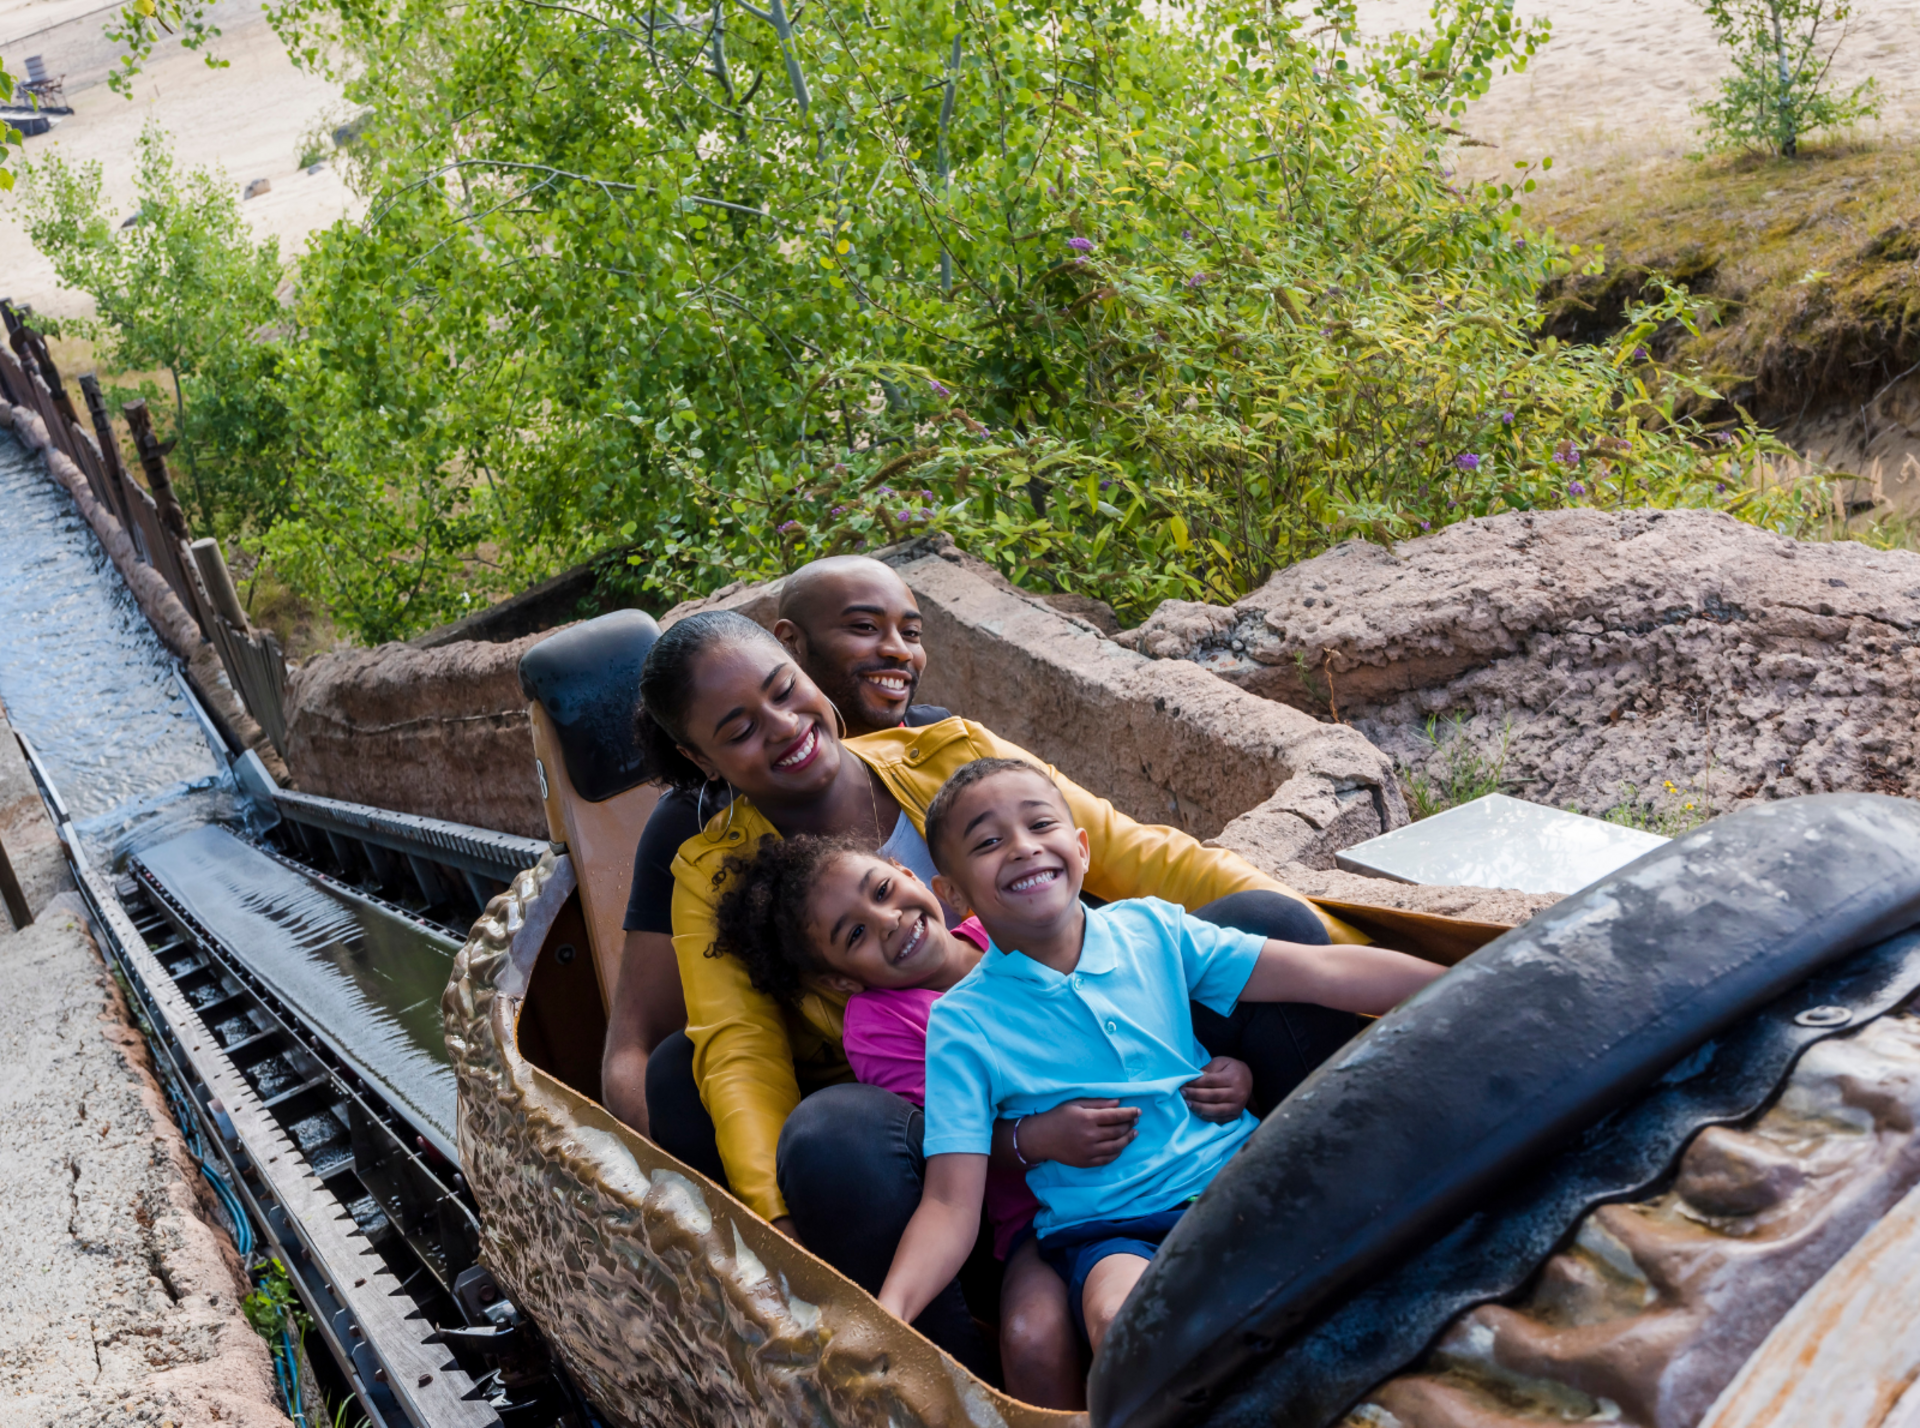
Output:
[712,834,1246,1407]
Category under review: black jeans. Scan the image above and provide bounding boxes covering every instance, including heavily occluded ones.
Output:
[1183,889,1363,1115]
[645,889,1358,1366]
[646,1034,991,1371]
[645,1028,728,1184]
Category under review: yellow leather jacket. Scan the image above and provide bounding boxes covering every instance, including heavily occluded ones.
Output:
[669,717,1356,1221]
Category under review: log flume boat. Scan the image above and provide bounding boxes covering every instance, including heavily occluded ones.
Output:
[10,414,1920,1428]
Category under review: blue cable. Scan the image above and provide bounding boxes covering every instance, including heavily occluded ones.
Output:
[150,1038,306,1423]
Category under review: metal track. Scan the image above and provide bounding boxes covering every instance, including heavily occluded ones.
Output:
[15,729,596,1428]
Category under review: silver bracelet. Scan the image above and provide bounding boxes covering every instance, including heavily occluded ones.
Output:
[1011,1115,1033,1167]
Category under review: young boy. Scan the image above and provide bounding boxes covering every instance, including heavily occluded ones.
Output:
[876,758,1446,1353]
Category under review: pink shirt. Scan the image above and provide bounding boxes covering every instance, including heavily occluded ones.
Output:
[842,918,1040,1259]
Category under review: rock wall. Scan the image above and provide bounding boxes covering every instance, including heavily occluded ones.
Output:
[1,708,74,919]
[282,631,553,838]
[0,713,283,1428]
[1119,509,1920,821]
[662,535,1409,871]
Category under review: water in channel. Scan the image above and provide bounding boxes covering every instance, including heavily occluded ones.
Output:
[0,429,461,1151]
[136,825,460,1154]
[0,429,228,851]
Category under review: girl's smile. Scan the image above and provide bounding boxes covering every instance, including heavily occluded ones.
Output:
[806,852,977,994]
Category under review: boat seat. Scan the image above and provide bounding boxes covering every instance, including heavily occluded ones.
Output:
[518,610,663,1011]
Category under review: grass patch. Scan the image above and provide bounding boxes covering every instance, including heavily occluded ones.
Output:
[1589,775,1717,838]
[1531,137,1920,430]
[233,553,345,663]
[1402,716,1512,821]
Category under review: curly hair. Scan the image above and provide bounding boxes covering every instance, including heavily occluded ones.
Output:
[711,833,867,1005]
[632,610,787,794]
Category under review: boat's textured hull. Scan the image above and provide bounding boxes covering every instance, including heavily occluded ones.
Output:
[446,851,1077,1428]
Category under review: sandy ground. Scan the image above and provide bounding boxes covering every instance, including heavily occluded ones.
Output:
[4,0,1913,320]
[1357,0,1920,189]
[0,709,285,1428]
[1,0,355,319]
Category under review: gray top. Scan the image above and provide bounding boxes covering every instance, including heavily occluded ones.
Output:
[879,811,963,925]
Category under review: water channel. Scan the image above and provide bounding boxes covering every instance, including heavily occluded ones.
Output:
[0,428,460,1133]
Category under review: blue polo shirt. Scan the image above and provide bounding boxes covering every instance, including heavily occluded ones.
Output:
[922,897,1265,1235]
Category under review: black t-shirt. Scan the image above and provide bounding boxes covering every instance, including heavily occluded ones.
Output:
[622,704,952,935]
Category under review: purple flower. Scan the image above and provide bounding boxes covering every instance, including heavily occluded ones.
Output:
[1553,440,1581,467]
[920,507,935,518]
[1067,236,1095,252]
[1182,228,1193,240]
[830,505,847,516]
[778,519,802,533]
[1716,481,1727,494]
[1447,499,1457,508]
[1188,272,1208,287]
[920,490,934,500]
[878,486,895,496]
[1100,479,1114,489]
[1501,411,1515,424]
[1513,236,1526,249]
[898,508,912,521]
[1454,453,1481,472]
[1419,520,1431,530]
[1633,346,1649,361]
[929,379,951,397]
[1568,481,1586,497]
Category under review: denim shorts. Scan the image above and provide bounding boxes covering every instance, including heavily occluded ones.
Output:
[1036,1205,1190,1338]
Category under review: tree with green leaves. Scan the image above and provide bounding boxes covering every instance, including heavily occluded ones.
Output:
[30,0,1814,643]
[102,0,230,97]
[1691,0,1879,157]
[1,57,20,191]
[16,123,292,541]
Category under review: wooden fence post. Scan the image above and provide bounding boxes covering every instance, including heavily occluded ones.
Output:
[191,537,251,631]
[0,833,31,930]
[1,301,80,433]
[121,399,196,547]
[77,375,139,535]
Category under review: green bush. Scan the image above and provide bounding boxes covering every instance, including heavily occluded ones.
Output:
[1690,0,1879,157]
[27,0,1826,642]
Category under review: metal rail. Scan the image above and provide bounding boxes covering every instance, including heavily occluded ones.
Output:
[15,728,592,1427]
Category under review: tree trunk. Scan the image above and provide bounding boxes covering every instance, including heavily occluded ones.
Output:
[1771,0,1797,157]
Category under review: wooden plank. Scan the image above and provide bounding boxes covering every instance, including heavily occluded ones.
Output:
[78,374,141,537]
[0,343,26,407]
[121,399,195,546]
[1699,1177,1920,1428]
[74,863,499,1428]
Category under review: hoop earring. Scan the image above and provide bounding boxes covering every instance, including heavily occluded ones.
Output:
[697,775,737,839]
[825,699,849,740]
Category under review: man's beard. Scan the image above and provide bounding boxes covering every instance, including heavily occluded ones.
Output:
[816,660,920,733]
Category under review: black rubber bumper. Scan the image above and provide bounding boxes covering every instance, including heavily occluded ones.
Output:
[1093,793,1920,1428]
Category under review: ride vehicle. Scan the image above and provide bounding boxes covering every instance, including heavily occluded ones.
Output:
[444,606,1920,1428]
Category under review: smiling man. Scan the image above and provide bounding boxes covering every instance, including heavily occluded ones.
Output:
[600,557,951,1133]
[772,555,932,732]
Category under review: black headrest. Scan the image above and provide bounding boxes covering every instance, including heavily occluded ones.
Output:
[517,609,661,803]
